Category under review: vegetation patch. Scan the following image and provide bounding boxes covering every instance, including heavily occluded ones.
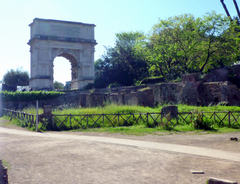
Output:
[3,104,240,133]
[1,91,64,102]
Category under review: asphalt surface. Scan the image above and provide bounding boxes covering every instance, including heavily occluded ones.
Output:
[0,126,240,183]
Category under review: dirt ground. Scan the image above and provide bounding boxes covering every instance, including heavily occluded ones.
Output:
[0,119,240,184]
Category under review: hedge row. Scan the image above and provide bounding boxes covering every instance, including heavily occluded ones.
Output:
[0,91,64,102]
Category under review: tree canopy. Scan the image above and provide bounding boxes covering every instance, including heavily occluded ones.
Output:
[136,11,240,81]
[3,68,29,86]
[95,11,240,87]
[94,31,149,88]
[54,81,64,90]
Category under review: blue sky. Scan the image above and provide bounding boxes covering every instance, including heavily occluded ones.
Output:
[0,0,239,84]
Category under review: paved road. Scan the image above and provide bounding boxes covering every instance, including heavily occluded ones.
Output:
[0,127,240,162]
[0,126,240,183]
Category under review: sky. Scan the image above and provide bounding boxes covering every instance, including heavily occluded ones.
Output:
[0,0,239,85]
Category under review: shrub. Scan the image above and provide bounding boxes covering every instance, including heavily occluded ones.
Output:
[1,91,64,102]
[84,83,94,90]
[191,110,214,130]
[109,82,121,88]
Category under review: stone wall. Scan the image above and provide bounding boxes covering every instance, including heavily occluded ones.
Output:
[150,83,182,106]
[137,88,154,107]
[3,66,240,110]
[199,82,240,106]
[124,92,138,106]
[86,93,105,107]
[181,82,200,105]
[181,73,201,83]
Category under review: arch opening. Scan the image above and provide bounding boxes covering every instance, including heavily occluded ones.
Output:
[53,52,78,90]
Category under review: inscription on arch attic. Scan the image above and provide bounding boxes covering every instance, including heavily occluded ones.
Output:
[28,18,97,90]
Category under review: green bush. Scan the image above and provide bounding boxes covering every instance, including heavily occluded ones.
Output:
[109,82,121,88]
[1,91,64,102]
[191,110,214,130]
[84,83,94,90]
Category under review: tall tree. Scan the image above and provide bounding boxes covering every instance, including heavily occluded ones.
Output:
[3,68,29,86]
[94,31,149,88]
[137,12,240,81]
[54,81,64,90]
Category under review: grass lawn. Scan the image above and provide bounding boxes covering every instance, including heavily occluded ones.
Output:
[19,104,240,115]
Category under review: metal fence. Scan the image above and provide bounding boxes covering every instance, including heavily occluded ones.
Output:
[3,108,240,131]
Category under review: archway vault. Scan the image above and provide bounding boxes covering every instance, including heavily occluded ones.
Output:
[28,18,97,90]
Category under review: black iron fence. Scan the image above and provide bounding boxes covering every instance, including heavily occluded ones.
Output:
[3,108,240,131]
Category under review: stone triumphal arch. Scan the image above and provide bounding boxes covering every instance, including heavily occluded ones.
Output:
[28,18,97,90]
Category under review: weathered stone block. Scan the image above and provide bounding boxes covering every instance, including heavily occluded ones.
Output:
[125,92,138,106]
[199,82,240,106]
[158,83,182,105]
[181,82,200,105]
[79,94,87,107]
[86,93,105,107]
[161,106,178,119]
[118,93,125,105]
[203,68,229,82]
[43,105,52,115]
[137,87,154,107]
[181,73,201,83]
[108,93,119,104]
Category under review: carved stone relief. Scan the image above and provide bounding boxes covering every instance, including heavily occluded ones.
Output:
[50,25,81,37]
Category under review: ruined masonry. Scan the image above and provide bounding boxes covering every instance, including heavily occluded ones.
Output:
[78,66,240,108]
[3,66,240,110]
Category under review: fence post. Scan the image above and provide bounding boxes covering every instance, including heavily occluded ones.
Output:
[102,114,104,126]
[69,114,72,129]
[229,111,231,127]
[214,112,216,123]
[161,112,162,125]
[20,113,23,127]
[176,112,178,124]
[191,112,193,123]
[118,113,119,125]
[147,113,149,125]
[86,115,88,129]
[52,115,54,130]
[36,100,38,132]
[31,114,33,127]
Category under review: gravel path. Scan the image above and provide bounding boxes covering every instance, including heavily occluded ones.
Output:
[0,122,240,183]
